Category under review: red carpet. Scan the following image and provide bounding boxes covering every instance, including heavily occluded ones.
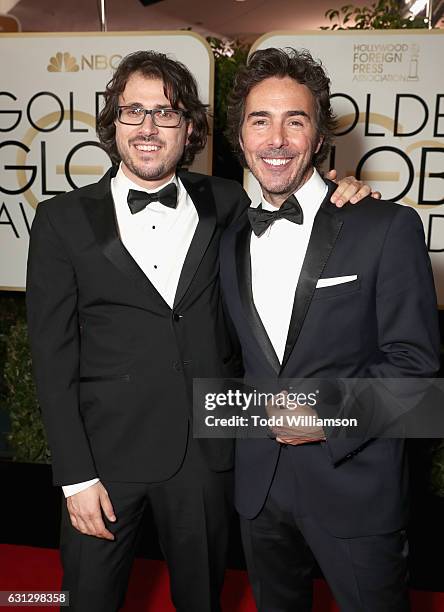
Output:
[1,544,443,611]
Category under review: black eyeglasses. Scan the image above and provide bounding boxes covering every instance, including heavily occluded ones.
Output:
[117,106,188,127]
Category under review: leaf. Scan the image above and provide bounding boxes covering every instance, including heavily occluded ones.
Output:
[3,318,50,463]
[328,9,339,20]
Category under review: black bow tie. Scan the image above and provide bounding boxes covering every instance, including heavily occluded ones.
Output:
[247,195,303,237]
[127,183,178,214]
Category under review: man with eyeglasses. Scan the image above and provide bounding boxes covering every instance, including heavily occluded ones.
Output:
[26,50,375,612]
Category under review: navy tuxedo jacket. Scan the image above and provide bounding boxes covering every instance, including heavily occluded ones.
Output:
[27,167,249,486]
[220,179,440,537]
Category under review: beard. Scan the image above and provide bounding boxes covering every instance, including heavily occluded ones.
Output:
[250,149,314,201]
[117,134,183,183]
[121,152,169,182]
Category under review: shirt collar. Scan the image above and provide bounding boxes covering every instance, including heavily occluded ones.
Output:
[260,168,327,217]
[114,162,179,196]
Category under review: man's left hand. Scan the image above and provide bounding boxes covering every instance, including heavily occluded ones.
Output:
[326,169,382,207]
[265,391,325,446]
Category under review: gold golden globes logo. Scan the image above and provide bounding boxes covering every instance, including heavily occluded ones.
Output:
[47,52,79,73]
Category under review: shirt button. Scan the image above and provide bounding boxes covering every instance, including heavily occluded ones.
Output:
[152,225,156,229]
[154,265,158,269]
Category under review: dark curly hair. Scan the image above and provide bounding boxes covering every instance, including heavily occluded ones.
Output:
[97,50,208,167]
[226,47,336,168]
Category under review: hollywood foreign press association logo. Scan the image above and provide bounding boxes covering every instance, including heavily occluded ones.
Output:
[47,52,79,73]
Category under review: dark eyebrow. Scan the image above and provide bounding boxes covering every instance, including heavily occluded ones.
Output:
[247,111,271,119]
[286,110,310,120]
[247,110,311,121]
[124,103,173,109]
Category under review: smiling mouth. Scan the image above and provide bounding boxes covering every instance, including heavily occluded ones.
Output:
[262,158,292,167]
[134,144,161,152]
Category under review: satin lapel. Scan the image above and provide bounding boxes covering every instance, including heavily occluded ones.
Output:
[80,168,170,311]
[173,173,217,308]
[235,218,281,375]
[280,184,343,372]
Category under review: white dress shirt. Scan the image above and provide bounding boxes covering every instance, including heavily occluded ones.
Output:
[250,168,328,363]
[112,166,199,308]
[62,165,199,497]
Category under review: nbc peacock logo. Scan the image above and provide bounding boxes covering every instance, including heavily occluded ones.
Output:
[47,52,79,73]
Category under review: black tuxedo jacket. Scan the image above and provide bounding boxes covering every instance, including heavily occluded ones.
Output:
[220,179,440,537]
[26,167,249,486]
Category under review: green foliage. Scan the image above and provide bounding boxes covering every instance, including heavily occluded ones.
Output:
[3,318,50,463]
[0,294,26,408]
[207,37,249,133]
[430,440,444,497]
[321,1,428,29]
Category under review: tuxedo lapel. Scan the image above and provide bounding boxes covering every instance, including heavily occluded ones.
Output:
[173,172,217,308]
[80,167,170,311]
[280,182,343,372]
[235,217,281,375]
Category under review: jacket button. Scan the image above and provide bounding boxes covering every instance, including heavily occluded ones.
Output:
[173,361,182,372]
[173,313,182,322]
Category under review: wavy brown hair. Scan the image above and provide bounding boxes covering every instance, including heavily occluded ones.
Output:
[97,50,208,167]
[226,47,336,168]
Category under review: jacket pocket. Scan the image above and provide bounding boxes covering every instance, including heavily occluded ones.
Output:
[79,374,131,383]
[312,278,360,300]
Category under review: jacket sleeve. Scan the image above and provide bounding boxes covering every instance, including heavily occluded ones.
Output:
[26,202,97,485]
[367,205,439,379]
[325,205,440,465]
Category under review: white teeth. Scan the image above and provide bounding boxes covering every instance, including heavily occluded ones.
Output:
[135,145,160,152]
[263,158,291,166]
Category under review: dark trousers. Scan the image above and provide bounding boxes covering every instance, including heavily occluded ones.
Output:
[240,445,410,612]
[60,437,234,612]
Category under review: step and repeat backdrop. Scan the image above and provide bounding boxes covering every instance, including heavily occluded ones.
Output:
[247,30,444,305]
[0,30,443,303]
[0,32,213,290]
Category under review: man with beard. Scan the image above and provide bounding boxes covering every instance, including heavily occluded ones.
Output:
[26,50,375,612]
[220,47,439,611]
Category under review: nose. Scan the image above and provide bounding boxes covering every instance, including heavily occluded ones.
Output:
[269,121,288,149]
[138,111,159,135]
